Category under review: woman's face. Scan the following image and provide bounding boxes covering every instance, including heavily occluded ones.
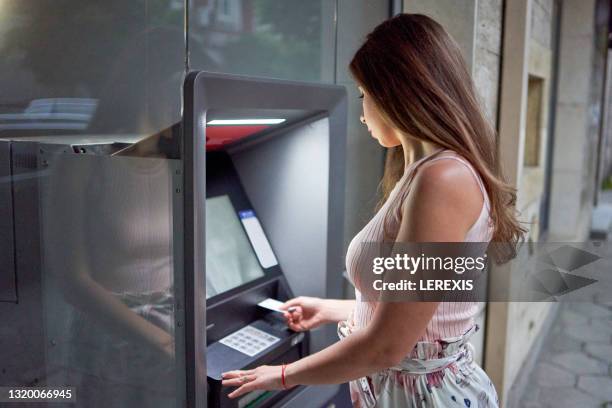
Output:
[359,86,401,148]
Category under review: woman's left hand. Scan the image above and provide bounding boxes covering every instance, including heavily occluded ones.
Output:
[222,365,287,399]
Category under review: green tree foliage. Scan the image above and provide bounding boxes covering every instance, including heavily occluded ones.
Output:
[2,0,182,95]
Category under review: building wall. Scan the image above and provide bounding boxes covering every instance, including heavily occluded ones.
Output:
[472,0,504,367]
[488,1,560,404]
[549,0,600,240]
[502,0,554,406]
[474,0,503,123]
[472,8,572,402]
[505,0,556,399]
[531,0,554,50]
[592,0,611,200]
[603,53,612,184]
[490,1,610,405]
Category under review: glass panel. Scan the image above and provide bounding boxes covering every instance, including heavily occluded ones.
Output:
[40,152,183,408]
[0,1,186,406]
[0,0,184,140]
[188,0,336,82]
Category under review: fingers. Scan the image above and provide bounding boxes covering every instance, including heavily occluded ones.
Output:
[291,318,307,331]
[221,375,255,387]
[221,370,257,389]
[221,369,259,399]
[221,369,255,379]
[280,296,305,310]
[286,318,307,332]
[228,382,256,399]
[222,365,284,399]
[283,307,302,321]
[281,308,298,323]
[282,309,307,331]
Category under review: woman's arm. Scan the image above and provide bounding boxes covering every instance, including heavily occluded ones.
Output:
[322,299,356,323]
[62,275,174,357]
[223,159,484,397]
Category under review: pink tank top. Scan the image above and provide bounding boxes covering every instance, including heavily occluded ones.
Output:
[345,149,494,342]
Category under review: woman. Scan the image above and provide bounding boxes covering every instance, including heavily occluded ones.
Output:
[222,13,524,407]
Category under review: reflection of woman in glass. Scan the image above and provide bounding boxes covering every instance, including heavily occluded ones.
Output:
[45,145,177,408]
[43,26,183,407]
[45,146,179,407]
[222,14,524,407]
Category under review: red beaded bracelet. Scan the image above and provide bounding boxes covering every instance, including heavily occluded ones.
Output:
[281,363,288,389]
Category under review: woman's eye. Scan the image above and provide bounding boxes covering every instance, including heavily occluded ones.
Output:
[358,92,364,99]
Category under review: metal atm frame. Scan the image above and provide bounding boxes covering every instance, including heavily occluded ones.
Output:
[182,71,348,407]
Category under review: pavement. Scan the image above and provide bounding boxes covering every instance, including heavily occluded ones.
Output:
[519,302,612,407]
[518,191,612,408]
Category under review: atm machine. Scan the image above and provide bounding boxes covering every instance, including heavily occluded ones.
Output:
[183,72,349,407]
[203,153,311,407]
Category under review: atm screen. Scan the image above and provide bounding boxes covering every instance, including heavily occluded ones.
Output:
[205,195,265,299]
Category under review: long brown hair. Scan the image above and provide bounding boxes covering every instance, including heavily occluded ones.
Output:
[349,13,525,261]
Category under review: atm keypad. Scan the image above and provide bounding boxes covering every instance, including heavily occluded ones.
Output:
[219,325,280,357]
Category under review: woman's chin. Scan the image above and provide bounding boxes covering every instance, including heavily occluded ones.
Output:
[371,133,385,146]
[370,133,396,148]
[375,137,394,148]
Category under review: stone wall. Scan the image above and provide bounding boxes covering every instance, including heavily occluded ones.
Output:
[472,0,504,367]
[603,55,612,184]
[503,2,557,404]
[549,0,599,240]
[474,0,503,123]
[531,0,554,49]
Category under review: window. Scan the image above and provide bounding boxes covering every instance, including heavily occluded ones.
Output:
[524,75,545,167]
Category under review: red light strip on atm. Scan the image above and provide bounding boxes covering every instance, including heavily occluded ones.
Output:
[205,125,270,150]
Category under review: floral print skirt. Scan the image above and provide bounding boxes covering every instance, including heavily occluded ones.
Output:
[337,321,499,408]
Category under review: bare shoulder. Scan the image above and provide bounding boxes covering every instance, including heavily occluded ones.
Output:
[399,156,484,241]
[411,156,483,206]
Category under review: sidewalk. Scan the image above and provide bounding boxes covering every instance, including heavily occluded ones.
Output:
[519,302,612,407]
[519,191,612,407]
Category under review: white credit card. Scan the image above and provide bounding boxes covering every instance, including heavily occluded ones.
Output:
[257,298,285,313]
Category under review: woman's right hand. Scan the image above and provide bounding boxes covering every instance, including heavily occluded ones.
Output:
[280,296,328,332]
